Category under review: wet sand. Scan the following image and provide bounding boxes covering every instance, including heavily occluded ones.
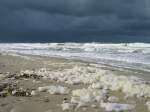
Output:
[0,53,150,112]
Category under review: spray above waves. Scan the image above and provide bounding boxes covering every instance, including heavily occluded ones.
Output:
[0,43,150,72]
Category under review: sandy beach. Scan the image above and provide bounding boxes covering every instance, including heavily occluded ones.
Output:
[1,0,150,111]
[0,53,150,112]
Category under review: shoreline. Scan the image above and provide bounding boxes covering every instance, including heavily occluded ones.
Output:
[1,52,150,81]
[0,53,150,112]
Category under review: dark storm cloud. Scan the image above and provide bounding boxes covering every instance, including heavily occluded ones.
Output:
[0,0,150,42]
[1,0,149,17]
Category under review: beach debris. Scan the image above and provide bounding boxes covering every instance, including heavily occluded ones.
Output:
[0,91,8,97]
[100,102,135,112]
[63,97,69,103]
[0,82,8,92]
[19,70,42,79]
[0,81,18,96]
[0,80,33,97]
[6,73,16,79]
[11,88,31,97]
[4,69,43,80]
[38,85,70,95]
[146,101,150,111]
[63,97,68,101]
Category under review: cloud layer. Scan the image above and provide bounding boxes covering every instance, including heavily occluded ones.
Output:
[0,0,150,42]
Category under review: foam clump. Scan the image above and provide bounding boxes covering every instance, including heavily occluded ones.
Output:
[71,88,107,107]
[34,66,106,85]
[38,85,69,95]
[108,96,119,103]
[61,103,76,111]
[89,83,103,89]
[21,70,35,75]
[99,73,150,98]
[146,101,150,111]
[100,102,135,112]
[31,90,38,96]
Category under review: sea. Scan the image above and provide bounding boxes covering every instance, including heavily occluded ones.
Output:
[0,43,150,73]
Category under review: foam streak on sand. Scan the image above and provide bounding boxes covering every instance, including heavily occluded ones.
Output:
[22,66,150,98]
[21,65,150,111]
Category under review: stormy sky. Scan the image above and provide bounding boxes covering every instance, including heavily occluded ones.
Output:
[0,0,150,42]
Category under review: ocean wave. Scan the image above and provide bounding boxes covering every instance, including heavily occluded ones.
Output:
[0,43,150,72]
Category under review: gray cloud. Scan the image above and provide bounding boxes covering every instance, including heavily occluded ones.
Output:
[0,0,150,42]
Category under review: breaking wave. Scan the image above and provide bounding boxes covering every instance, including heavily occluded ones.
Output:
[0,42,150,72]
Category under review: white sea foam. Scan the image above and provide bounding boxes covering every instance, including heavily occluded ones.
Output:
[38,85,70,95]
[61,103,76,111]
[146,101,150,111]
[21,65,150,111]
[22,65,150,99]
[71,88,107,104]
[107,96,119,103]
[100,102,135,112]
